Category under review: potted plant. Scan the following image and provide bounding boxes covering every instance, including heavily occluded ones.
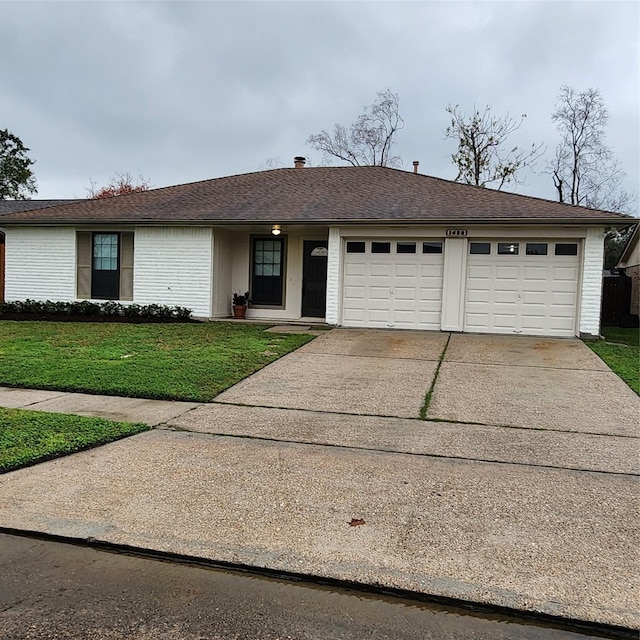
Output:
[232,291,250,319]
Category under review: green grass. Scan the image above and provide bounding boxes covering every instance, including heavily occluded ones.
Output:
[0,407,148,472]
[0,321,316,401]
[587,327,640,395]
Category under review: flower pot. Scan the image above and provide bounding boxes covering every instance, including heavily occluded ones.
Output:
[232,305,247,319]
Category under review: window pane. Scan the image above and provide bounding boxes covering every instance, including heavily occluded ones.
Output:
[263,263,273,276]
[422,242,443,254]
[526,243,548,255]
[555,243,578,256]
[371,242,391,253]
[397,242,416,254]
[470,242,491,255]
[498,243,519,255]
[346,241,366,253]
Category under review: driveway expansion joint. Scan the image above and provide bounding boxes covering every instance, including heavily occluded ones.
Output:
[421,333,451,419]
[155,426,639,477]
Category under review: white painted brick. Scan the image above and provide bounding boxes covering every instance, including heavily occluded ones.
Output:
[325,227,341,325]
[579,227,605,336]
[4,227,76,301]
[134,227,212,316]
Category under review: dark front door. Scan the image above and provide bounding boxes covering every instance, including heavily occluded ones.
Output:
[251,237,284,306]
[302,240,328,317]
[91,233,120,299]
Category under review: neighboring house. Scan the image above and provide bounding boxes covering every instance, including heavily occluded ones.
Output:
[0,200,80,302]
[617,224,640,316]
[0,160,633,338]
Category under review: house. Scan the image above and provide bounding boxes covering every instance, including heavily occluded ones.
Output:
[0,199,80,302]
[0,159,634,338]
[617,224,640,316]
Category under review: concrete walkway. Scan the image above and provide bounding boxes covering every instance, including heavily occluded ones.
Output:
[0,329,638,630]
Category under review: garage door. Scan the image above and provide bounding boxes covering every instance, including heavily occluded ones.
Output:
[342,239,444,329]
[465,240,580,337]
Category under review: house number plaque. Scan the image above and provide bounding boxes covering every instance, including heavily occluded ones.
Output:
[446,229,468,237]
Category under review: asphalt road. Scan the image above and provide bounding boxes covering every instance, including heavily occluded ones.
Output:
[0,533,617,640]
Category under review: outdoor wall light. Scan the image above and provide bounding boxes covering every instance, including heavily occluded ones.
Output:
[271,225,282,236]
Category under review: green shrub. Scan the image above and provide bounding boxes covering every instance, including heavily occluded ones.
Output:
[0,299,192,321]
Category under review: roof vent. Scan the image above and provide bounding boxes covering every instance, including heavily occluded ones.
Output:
[413,161,419,174]
[294,156,306,168]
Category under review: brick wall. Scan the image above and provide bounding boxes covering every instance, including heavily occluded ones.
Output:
[579,227,605,336]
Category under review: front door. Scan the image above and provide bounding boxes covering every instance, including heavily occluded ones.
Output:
[251,237,285,306]
[302,240,328,317]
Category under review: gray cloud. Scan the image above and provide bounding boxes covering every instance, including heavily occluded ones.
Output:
[1,0,637,212]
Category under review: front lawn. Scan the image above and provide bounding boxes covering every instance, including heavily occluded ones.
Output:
[587,327,640,395]
[0,321,315,401]
[0,407,148,473]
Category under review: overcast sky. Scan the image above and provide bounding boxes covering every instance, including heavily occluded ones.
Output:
[1,0,638,213]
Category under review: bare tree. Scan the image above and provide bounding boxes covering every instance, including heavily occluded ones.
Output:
[445,104,544,190]
[551,86,631,212]
[87,172,151,199]
[307,89,404,168]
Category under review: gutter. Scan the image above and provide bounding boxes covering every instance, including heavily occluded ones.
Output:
[0,217,634,227]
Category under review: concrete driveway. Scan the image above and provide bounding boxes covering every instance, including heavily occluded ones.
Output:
[1,329,638,630]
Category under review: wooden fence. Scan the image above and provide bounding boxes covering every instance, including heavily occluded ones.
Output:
[601,276,632,326]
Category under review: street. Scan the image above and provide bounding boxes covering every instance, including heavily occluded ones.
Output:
[0,533,616,640]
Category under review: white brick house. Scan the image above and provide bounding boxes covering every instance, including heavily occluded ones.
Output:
[1,162,634,338]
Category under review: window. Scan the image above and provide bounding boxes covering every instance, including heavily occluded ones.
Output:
[526,243,548,255]
[346,241,366,253]
[93,233,118,271]
[251,237,285,306]
[76,231,134,301]
[253,239,281,277]
[555,243,578,256]
[397,242,416,254]
[498,242,519,255]
[371,241,391,253]
[469,242,491,255]
[422,241,443,254]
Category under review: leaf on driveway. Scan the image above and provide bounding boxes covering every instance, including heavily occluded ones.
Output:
[348,518,366,527]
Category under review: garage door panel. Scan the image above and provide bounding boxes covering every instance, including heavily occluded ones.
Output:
[420,287,443,301]
[345,262,366,277]
[395,287,416,301]
[492,314,518,329]
[467,289,490,303]
[370,264,392,277]
[550,316,575,330]
[468,265,491,278]
[523,266,549,281]
[395,264,417,277]
[494,290,518,304]
[344,285,365,299]
[522,291,547,305]
[495,266,520,280]
[465,239,579,337]
[552,291,576,305]
[553,266,579,281]
[369,287,390,300]
[368,310,390,323]
[343,309,365,322]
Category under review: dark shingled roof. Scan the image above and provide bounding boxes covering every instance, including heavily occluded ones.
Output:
[0,199,81,215]
[0,167,633,225]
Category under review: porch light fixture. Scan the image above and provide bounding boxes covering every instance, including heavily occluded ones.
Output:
[271,225,282,236]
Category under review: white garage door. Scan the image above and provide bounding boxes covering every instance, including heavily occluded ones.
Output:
[342,239,444,329]
[465,240,580,337]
